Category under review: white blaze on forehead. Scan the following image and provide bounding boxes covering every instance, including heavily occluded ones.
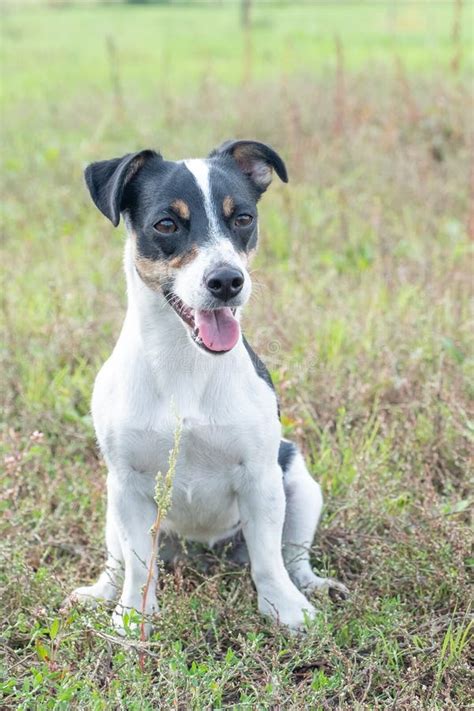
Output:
[183,159,220,239]
[176,158,251,311]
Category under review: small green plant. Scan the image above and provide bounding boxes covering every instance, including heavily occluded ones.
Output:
[139,416,182,664]
[434,616,473,691]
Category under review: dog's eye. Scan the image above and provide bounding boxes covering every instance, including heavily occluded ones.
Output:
[154,218,178,235]
[234,214,254,228]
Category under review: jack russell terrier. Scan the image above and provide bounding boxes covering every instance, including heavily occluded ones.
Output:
[69,140,347,635]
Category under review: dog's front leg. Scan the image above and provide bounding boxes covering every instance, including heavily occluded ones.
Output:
[108,475,159,637]
[238,468,316,630]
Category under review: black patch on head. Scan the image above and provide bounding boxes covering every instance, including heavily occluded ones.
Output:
[278,440,297,473]
[207,160,261,253]
[84,141,287,282]
[123,159,211,264]
[242,335,280,418]
[84,148,264,271]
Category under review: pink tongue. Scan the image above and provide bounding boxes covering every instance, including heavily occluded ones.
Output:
[195,308,240,352]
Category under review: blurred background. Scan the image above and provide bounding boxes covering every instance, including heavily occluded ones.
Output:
[2,1,473,707]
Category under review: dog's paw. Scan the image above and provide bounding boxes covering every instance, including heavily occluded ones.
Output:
[62,583,114,612]
[291,570,349,601]
[326,577,350,601]
[259,589,317,631]
[111,601,158,639]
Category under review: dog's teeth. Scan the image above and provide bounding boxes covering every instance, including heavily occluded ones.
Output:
[166,291,196,329]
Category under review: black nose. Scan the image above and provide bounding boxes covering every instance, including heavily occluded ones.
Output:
[206,267,244,302]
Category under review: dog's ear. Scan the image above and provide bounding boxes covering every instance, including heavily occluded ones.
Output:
[210,139,288,194]
[84,149,160,226]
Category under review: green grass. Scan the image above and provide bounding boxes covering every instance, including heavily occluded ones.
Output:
[1,2,473,708]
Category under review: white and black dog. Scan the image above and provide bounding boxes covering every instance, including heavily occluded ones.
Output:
[70,140,347,635]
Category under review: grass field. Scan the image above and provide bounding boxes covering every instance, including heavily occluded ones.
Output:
[1,2,473,708]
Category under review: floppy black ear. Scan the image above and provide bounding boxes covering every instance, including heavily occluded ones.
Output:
[210,139,288,193]
[84,149,160,226]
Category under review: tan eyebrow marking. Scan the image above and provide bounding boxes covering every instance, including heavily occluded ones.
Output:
[171,199,190,221]
[223,196,235,218]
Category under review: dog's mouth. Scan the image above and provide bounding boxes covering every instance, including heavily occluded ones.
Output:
[163,291,240,354]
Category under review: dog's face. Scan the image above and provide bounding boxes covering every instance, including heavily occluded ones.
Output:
[85,140,288,354]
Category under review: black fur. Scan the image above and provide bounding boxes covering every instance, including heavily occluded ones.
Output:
[278,440,297,473]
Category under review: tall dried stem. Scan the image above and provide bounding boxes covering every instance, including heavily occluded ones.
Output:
[139,418,182,670]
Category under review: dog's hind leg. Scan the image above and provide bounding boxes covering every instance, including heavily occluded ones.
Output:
[69,503,124,606]
[281,442,349,599]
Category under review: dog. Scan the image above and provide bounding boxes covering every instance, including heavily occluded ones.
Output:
[69,139,347,635]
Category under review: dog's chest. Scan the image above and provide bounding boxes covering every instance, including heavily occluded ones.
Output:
[164,417,242,540]
[94,337,280,541]
[138,370,270,474]
[134,389,259,539]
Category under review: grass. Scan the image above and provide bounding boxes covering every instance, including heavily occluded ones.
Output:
[1,2,473,708]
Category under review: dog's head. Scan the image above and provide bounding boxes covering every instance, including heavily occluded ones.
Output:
[85,140,288,354]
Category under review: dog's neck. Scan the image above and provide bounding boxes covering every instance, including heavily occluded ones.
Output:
[122,238,243,376]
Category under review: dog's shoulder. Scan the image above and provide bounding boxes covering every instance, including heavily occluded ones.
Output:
[242,335,280,418]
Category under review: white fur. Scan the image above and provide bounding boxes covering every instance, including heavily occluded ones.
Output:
[70,197,347,634]
[173,237,251,313]
[183,159,220,238]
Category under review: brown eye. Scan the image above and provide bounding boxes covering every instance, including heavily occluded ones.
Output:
[154,218,178,235]
[234,214,254,228]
